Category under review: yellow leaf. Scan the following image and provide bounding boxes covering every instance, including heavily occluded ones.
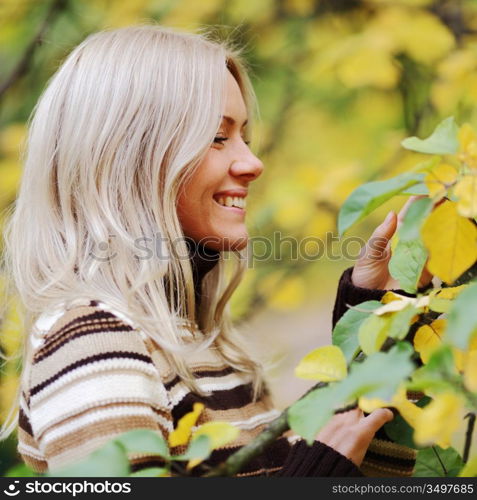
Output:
[464,349,477,392]
[454,174,477,218]
[187,422,240,470]
[421,200,477,284]
[374,295,415,315]
[294,345,347,382]
[413,393,464,449]
[358,395,388,413]
[359,385,423,429]
[414,319,445,364]
[432,285,467,300]
[192,422,240,450]
[414,318,466,371]
[168,402,204,447]
[429,285,466,313]
[381,291,405,304]
[459,454,477,477]
[424,163,459,199]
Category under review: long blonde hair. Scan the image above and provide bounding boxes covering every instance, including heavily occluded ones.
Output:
[0,25,264,441]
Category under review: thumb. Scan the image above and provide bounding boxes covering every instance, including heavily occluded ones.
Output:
[361,408,394,435]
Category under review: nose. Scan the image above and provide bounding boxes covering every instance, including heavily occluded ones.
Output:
[229,148,264,181]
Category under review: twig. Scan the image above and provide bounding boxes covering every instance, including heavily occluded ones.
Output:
[463,413,475,464]
[0,0,68,100]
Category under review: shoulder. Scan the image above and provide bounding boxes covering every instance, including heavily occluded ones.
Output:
[29,299,159,384]
[33,299,141,351]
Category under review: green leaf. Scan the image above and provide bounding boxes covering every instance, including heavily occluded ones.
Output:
[358,313,390,355]
[5,463,41,477]
[402,117,459,155]
[387,304,420,340]
[389,238,428,293]
[413,446,464,477]
[399,197,434,242]
[338,172,424,236]
[174,435,211,461]
[128,467,169,477]
[401,184,429,196]
[445,280,477,349]
[114,429,170,458]
[289,343,415,444]
[46,441,130,477]
[332,300,382,363]
[408,344,458,393]
[288,386,340,444]
[336,342,415,401]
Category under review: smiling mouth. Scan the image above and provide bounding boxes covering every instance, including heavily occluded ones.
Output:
[213,197,246,214]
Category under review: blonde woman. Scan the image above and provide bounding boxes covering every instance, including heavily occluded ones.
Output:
[1,25,426,477]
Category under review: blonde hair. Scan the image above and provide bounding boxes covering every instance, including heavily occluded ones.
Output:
[0,25,264,441]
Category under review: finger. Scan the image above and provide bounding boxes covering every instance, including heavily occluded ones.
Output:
[361,211,397,262]
[361,408,394,434]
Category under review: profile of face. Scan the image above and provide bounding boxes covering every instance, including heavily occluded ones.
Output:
[177,70,264,252]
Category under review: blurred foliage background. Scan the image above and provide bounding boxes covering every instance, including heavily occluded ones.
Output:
[2,0,477,474]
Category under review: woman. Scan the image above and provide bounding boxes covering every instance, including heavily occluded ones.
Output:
[1,25,427,477]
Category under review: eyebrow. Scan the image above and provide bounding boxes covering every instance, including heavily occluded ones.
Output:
[222,115,248,127]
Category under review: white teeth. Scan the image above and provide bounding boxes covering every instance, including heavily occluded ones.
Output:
[216,196,246,209]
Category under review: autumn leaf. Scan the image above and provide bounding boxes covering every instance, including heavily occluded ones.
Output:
[168,402,204,448]
[413,392,465,449]
[454,174,477,218]
[294,345,347,381]
[414,319,446,364]
[421,200,477,284]
[424,163,459,199]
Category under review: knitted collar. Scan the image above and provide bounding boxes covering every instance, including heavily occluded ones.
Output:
[184,236,221,310]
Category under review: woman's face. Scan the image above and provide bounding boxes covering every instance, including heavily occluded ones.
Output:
[177,70,264,252]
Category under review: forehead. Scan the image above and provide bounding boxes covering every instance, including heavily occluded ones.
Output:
[223,71,247,122]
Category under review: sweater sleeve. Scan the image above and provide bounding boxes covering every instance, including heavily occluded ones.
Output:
[276,439,364,477]
[332,266,433,329]
[331,266,431,476]
[22,304,173,474]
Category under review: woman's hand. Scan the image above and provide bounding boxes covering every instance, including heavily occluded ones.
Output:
[351,195,433,290]
[315,407,394,467]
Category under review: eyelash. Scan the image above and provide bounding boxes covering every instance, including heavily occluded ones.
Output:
[213,136,251,146]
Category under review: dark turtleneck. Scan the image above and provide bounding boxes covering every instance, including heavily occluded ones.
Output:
[184,236,221,312]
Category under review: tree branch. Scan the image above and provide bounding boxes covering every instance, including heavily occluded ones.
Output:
[0,0,68,100]
[463,412,475,464]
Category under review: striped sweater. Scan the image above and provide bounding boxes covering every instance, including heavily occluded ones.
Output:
[16,240,420,477]
[17,299,362,477]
